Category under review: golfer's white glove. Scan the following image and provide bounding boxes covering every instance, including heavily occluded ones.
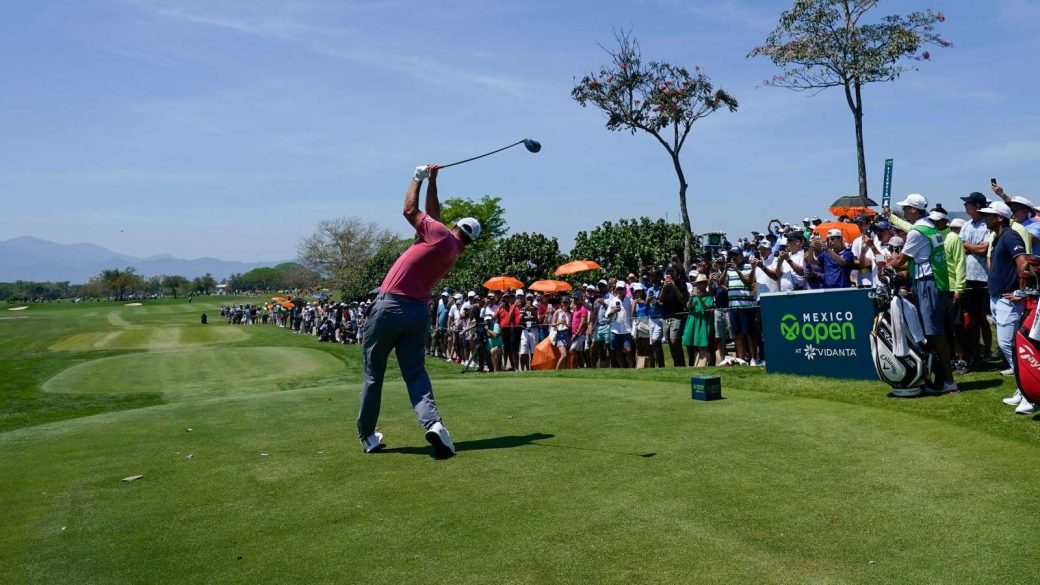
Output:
[413,165,431,182]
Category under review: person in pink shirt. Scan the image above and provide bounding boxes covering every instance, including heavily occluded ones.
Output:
[358,164,481,459]
[569,296,590,368]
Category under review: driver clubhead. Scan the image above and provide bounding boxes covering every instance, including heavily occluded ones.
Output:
[523,139,541,153]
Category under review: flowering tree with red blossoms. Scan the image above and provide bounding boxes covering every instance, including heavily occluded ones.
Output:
[572,31,738,269]
[749,0,950,199]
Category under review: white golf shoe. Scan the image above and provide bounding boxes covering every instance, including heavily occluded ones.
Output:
[360,432,385,453]
[425,422,456,458]
[1015,398,1036,415]
[1003,389,1024,406]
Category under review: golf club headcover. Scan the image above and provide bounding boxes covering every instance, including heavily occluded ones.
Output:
[413,165,431,182]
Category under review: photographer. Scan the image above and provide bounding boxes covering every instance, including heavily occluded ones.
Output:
[805,229,855,289]
[461,311,496,372]
[659,268,688,367]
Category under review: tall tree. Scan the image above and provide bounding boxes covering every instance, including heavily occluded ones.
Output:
[572,30,738,269]
[163,275,190,298]
[297,217,397,292]
[749,0,949,198]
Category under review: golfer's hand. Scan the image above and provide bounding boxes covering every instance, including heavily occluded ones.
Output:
[413,165,432,182]
[428,164,440,181]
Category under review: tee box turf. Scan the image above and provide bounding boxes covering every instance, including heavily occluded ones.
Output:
[691,375,722,401]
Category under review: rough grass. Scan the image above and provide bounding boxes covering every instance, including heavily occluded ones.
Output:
[1,297,1038,584]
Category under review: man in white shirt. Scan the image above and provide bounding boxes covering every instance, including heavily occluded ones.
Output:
[607,282,634,368]
[751,240,780,296]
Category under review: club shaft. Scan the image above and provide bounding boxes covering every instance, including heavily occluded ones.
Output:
[439,140,524,169]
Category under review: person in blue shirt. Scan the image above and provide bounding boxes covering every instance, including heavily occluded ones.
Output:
[805,228,855,288]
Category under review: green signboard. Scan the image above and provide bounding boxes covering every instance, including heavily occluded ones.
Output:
[760,288,877,380]
[882,159,894,209]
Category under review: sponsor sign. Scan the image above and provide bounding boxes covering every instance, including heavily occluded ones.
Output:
[882,158,894,209]
[761,288,877,380]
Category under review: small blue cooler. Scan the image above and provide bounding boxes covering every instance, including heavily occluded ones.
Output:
[691,375,722,401]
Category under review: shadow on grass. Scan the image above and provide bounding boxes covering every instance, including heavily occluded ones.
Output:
[956,378,1005,391]
[379,432,555,457]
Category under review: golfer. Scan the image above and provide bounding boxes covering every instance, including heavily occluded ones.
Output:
[357,164,480,458]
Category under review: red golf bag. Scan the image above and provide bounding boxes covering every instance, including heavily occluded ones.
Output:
[1013,256,1040,404]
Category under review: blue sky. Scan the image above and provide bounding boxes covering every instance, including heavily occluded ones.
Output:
[1,0,1038,262]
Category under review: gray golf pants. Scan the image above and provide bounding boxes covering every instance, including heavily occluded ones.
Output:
[357,293,442,439]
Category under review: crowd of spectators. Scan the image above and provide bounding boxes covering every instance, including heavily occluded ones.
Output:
[218,181,1037,417]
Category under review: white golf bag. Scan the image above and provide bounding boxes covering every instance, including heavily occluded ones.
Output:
[869,280,935,396]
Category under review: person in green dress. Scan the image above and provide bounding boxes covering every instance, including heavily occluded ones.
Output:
[682,274,715,367]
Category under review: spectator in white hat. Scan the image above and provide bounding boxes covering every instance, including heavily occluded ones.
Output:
[930,206,968,373]
[989,181,1033,254]
[888,192,958,394]
[805,228,855,289]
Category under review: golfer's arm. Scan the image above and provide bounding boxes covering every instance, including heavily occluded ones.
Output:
[425,176,441,222]
[403,179,422,226]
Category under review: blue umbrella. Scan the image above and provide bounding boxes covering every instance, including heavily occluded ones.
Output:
[314,293,330,301]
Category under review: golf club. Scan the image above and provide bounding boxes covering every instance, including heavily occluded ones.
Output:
[438,138,541,169]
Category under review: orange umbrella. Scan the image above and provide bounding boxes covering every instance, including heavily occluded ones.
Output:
[272,296,286,302]
[483,276,524,292]
[528,280,573,293]
[531,337,560,370]
[813,221,862,244]
[281,301,294,308]
[554,260,602,276]
[828,206,876,219]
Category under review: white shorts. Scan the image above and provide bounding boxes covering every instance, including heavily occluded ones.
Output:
[570,334,588,351]
[649,318,663,343]
[519,330,535,355]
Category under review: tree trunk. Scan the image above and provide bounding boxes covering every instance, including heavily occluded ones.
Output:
[671,152,693,271]
[853,81,867,199]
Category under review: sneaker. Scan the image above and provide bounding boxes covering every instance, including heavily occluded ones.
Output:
[942,381,959,394]
[424,422,456,458]
[1003,389,1024,406]
[749,359,760,367]
[1014,398,1035,415]
[1000,368,1014,377]
[360,432,385,453]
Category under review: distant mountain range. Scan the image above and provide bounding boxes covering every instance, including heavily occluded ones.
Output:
[0,237,287,283]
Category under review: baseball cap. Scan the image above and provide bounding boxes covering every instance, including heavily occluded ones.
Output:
[894,192,927,208]
[441,291,448,297]
[826,228,843,238]
[515,289,524,296]
[961,191,987,206]
[874,220,891,231]
[631,282,645,291]
[757,239,771,248]
[980,201,1013,219]
[854,213,872,224]
[453,292,463,300]
[1009,195,1035,211]
[888,236,905,247]
[467,291,476,298]
[461,302,472,310]
[615,282,625,289]
[950,218,965,229]
[597,279,608,287]
[896,193,928,210]
[585,284,597,292]
[455,217,481,242]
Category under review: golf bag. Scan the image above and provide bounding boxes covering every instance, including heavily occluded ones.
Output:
[1013,256,1040,404]
[869,271,936,395]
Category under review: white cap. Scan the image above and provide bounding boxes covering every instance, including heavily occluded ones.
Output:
[585,284,597,292]
[461,302,472,310]
[896,193,928,210]
[826,228,844,239]
[1009,195,1035,211]
[467,291,476,298]
[631,283,645,291]
[888,236,905,247]
[441,291,449,297]
[928,209,949,222]
[950,218,965,229]
[980,201,1013,219]
[453,292,463,299]
[455,217,481,242]
[515,289,524,296]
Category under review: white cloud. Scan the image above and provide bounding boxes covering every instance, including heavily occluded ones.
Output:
[115,0,537,98]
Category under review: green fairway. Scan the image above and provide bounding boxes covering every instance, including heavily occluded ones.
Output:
[2,297,1039,584]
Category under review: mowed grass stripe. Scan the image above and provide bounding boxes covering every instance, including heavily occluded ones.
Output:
[42,347,346,400]
[49,326,247,352]
[0,379,1036,584]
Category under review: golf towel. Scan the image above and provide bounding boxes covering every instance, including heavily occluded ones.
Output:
[890,296,925,357]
